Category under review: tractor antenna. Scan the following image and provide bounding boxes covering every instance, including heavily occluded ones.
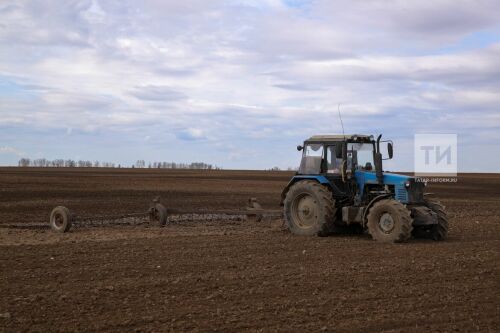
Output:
[338,103,345,139]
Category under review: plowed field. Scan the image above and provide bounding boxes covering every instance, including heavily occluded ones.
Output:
[0,168,499,332]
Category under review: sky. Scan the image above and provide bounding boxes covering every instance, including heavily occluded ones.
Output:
[0,0,499,171]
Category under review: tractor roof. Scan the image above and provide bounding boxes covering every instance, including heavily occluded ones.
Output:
[305,134,374,143]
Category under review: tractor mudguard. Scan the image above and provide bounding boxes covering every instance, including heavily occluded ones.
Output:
[280,176,331,206]
[361,193,392,226]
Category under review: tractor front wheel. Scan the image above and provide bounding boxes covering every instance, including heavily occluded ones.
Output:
[423,197,449,241]
[366,199,412,243]
[412,197,449,241]
[284,180,336,236]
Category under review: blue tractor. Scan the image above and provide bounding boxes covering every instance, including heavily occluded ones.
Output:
[281,134,448,242]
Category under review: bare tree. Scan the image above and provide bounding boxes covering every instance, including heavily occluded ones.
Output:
[18,158,31,167]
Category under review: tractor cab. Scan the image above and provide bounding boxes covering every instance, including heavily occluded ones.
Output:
[297,134,383,177]
[295,134,394,200]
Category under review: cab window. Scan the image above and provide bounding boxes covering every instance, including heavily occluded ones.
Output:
[298,144,324,175]
[327,145,342,174]
[305,144,323,157]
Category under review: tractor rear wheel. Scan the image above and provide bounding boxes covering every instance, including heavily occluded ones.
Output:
[366,199,412,243]
[284,180,336,236]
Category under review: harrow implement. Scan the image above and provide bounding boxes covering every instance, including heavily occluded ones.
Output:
[45,197,281,233]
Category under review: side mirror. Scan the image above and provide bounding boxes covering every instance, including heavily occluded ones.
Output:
[387,142,393,159]
[297,145,303,151]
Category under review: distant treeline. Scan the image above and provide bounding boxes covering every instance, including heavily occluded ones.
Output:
[18,158,220,170]
[136,160,219,170]
[18,158,116,168]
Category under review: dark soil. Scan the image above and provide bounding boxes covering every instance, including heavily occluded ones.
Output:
[0,168,499,332]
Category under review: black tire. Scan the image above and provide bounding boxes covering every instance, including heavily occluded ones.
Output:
[424,197,448,241]
[366,199,412,243]
[50,206,72,233]
[284,180,336,236]
[149,203,168,226]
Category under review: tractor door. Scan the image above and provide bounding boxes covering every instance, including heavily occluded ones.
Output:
[325,144,352,195]
[326,144,343,175]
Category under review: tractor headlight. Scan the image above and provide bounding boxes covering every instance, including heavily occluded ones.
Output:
[404,181,410,188]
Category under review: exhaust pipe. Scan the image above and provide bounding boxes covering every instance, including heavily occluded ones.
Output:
[375,134,383,184]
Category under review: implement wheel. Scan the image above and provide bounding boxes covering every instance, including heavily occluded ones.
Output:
[149,203,168,227]
[50,206,72,233]
[366,199,412,243]
[284,180,336,236]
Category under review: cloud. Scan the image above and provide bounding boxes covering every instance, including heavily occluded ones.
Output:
[0,0,499,170]
[0,146,25,157]
[312,0,500,43]
[0,2,91,47]
[129,85,187,102]
[275,44,500,87]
